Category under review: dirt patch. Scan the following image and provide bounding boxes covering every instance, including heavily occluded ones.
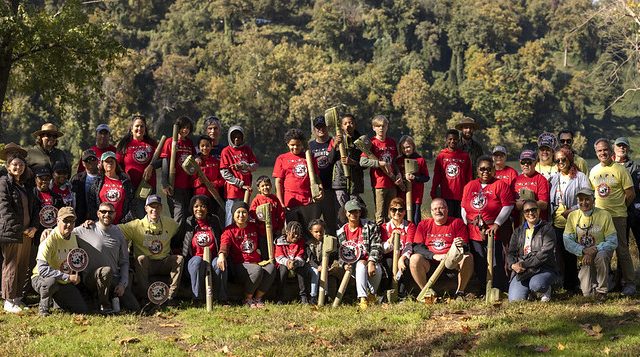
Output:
[136,311,201,353]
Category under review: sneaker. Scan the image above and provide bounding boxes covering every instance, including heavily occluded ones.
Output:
[3,300,22,313]
[100,306,115,315]
[300,295,309,304]
[13,298,29,310]
[38,307,50,317]
[253,298,265,308]
[309,296,318,305]
[595,292,607,302]
[244,298,256,308]
[366,293,377,305]
[540,287,552,302]
[359,297,368,310]
[621,284,636,296]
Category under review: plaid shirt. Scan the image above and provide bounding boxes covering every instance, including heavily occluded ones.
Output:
[337,219,382,263]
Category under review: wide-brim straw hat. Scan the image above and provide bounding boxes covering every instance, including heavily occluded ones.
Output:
[0,142,28,161]
[455,116,479,130]
[32,123,64,138]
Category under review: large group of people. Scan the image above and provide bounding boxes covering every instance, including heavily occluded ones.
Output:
[0,113,638,316]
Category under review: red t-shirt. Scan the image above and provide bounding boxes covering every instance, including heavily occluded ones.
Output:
[272,152,318,208]
[274,239,305,266]
[396,155,429,204]
[249,193,285,236]
[414,217,468,255]
[342,224,369,260]
[37,191,57,228]
[461,178,514,241]
[220,223,262,264]
[495,166,519,192]
[361,137,397,189]
[194,154,225,198]
[381,220,416,257]
[430,149,472,200]
[190,219,219,257]
[116,139,156,188]
[99,176,126,224]
[77,145,117,173]
[52,183,73,206]
[513,172,550,220]
[160,137,196,190]
[219,145,258,199]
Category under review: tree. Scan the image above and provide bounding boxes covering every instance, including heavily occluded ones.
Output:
[0,0,122,138]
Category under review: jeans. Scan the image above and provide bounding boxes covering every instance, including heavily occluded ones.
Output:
[354,261,382,298]
[309,266,320,297]
[225,199,242,227]
[508,270,555,301]
[187,256,228,301]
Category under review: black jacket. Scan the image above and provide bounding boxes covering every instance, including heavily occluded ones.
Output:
[0,175,35,244]
[180,214,223,258]
[70,171,91,224]
[507,220,557,281]
[87,173,134,223]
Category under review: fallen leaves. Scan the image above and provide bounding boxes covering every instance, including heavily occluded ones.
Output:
[73,315,90,326]
[159,323,181,328]
[557,343,566,351]
[580,323,603,339]
[119,337,140,345]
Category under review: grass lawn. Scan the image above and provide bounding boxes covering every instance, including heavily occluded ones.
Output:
[1,295,640,356]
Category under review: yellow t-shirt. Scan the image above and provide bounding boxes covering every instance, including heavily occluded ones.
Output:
[574,155,588,173]
[118,216,179,260]
[31,228,79,284]
[535,162,558,181]
[589,162,633,217]
[564,208,616,247]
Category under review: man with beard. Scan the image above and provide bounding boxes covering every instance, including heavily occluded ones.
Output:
[75,202,139,313]
[589,138,636,296]
[430,129,472,218]
[26,123,71,174]
[455,116,483,175]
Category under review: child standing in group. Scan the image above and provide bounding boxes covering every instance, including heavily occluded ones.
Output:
[359,115,402,225]
[275,221,309,304]
[51,162,74,207]
[160,116,196,225]
[396,135,430,223]
[194,135,225,205]
[249,176,285,259]
[220,125,258,226]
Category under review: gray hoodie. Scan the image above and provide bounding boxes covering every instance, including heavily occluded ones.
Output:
[220,125,258,187]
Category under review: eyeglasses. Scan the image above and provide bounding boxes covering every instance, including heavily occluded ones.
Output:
[99,210,115,215]
[390,207,405,213]
[523,207,539,214]
[478,167,492,172]
[520,160,533,166]
[559,139,572,144]
[83,157,98,163]
[554,158,567,164]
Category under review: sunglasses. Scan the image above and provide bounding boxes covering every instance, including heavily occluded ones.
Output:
[83,157,98,163]
[554,158,567,164]
[41,133,58,138]
[520,160,533,166]
[523,207,539,214]
[559,139,572,144]
[99,210,115,215]
[478,167,492,172]
[62,218,76,224]
[390,207,405,213]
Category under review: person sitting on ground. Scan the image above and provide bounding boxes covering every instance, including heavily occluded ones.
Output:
[118,194,183,306]
[181,195,228,304]
[31,207,88,316]
[381,197,416,296]
[409,198,473,298]
[275,221,309,304]
[507,200,557,302]
[76,202,139,313]
[218,201,275,308]
[563,188,618,300]
[336,199,383,309]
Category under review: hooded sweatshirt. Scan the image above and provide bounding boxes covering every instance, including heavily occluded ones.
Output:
[220,126,258,200]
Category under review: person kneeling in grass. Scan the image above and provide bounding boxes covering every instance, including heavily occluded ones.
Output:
[507,200,557,302]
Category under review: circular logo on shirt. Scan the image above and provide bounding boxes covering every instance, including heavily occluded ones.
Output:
[293,163,307,178]
[39,205,58,228]
[339,240,361,264]
[446,163,460,178]
[178,153,189,166]
[432,238,446,251]
[317,155,329,169]
[148,240,163,255]
[147,281,169,305]
[134,148,150,164]
[241,238,255,254]
[106,188,121,202]
[60,260,72,275]
[195,231,212,247]
[66,248,89,272]
[596,183,610,198]
[579,234,595,247]
[471,192,487,210]
[381,152,392,164]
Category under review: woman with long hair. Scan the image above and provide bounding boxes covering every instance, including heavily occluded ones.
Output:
[88,152,134,224]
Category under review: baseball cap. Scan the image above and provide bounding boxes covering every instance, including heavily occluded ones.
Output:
[100,151,116,161]
[33,165,52,178]
[614,137,630,147]
[344,199,361,212]
[52,162,69,175]
[58,206,76,221]
[145,194,162,206]
[313,116,327,128]
[576,188,595,197]
[82,149,98,161]
[519,150,536,161]
[492,146,507,155]
[96,124,111,133]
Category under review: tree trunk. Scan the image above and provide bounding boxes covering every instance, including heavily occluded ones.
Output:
[0,0,20,138]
